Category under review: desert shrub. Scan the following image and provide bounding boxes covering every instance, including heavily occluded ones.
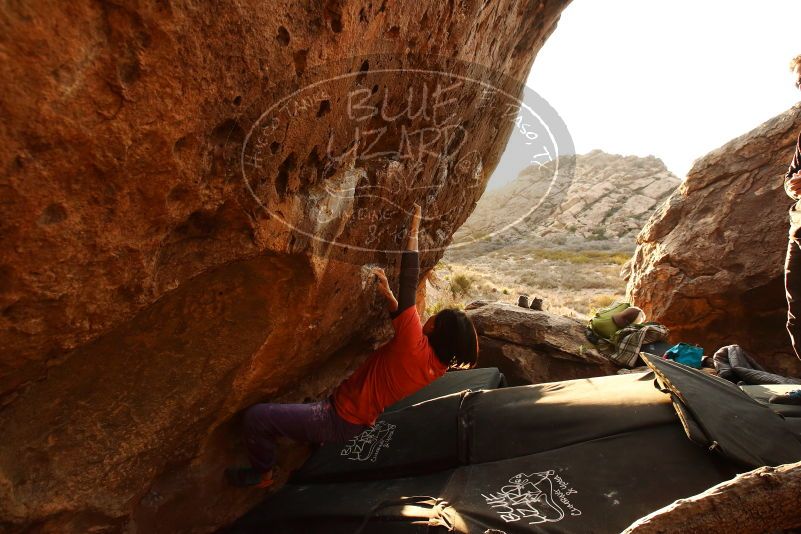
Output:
[425,295,465,318]
[588,293,618,310]
[588,228,607,241]
[605,252,632,265]
[425,300,446,317]
[450,273,472,296]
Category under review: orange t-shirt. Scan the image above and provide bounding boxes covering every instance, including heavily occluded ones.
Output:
[332,306,447,426]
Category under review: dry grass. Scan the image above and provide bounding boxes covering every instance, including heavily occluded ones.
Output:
[449,273,473,296]
[429,245,633,320]
[588,293,619,311]
[531,249,631,265]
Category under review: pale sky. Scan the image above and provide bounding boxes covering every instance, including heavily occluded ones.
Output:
[525,0,801,178]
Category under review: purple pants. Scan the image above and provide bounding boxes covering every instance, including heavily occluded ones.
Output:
[242,397,368,472]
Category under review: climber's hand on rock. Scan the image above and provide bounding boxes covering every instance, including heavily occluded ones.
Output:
[787,173,801,199]
[407,203,421,251]
[411,203,421,233]
[372,267,398,311]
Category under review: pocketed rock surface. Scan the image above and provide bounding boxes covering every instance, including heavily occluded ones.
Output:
[0,0,570,531]
[627,103,801,378]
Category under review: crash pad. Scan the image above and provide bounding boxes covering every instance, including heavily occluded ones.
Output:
[226,425,738,533]
[225,363,801,533]
[642,352,801,467]
[293,373,675,484]
[460,372,677,464]
[292,391,465,483]
[384,367,505,413]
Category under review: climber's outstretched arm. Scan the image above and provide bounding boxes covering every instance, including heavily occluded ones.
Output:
[392,203,422,318]
[406,203,420,252]
[373,204,422,317]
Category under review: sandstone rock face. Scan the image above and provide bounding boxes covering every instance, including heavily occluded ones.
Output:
[0,0,570,531]
[453,150,680,250]
[627,104,801,378]
[466,302,618,385]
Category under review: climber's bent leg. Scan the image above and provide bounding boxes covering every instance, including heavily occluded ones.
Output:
[242,398,367,472]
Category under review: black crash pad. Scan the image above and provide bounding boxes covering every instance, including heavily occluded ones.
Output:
[460,372,677,464]
[293,373,675,484]
[227,424,738,533]
[292,391,466,483]
[224,365,801,533]
[384,367,505,413]
[642,352,801,467]
[292,368,504,484]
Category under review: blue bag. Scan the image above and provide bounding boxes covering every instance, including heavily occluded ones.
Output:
[664,342,704,369]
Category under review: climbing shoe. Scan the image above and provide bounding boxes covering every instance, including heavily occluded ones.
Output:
[225,466,274,488]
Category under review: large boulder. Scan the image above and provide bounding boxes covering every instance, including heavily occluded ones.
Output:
[466,301,619,385]
[0,0,570,531]
[627,104,801,378]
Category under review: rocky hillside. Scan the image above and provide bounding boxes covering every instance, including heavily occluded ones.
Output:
[436,151,679,320]
[451,150,680,253]
[628,103,801,378]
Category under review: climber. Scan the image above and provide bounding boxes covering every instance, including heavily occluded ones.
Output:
[225,203,480,488]
[783,54,801,361]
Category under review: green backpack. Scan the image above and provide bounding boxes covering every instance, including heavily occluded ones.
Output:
[588,301,631,341]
